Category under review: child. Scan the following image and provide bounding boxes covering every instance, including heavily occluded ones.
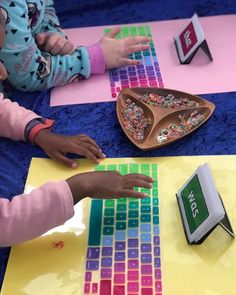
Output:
[0,66,153,247]
[0,0,151,92]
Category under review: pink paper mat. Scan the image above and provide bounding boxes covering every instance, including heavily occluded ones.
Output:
[50,15,236,106]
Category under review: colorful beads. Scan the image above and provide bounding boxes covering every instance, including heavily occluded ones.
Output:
[121,99,152,141]
[139,93,199,109]
[157,110,205,143]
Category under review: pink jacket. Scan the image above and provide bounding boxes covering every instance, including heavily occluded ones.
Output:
[0,93,74,247]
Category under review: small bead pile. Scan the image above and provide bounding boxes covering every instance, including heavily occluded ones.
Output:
[139,93,199,109]
[157,110,205,143]
[121,99,152,140]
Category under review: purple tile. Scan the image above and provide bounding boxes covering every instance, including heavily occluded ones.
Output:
[101,268,112,279]
[129,71,137,76]
[155,269,162,279]
[146,66,154,70]
[128,249,139,258]
[85,271,92,282]
[137,64,144,69]
[87,247,100,259]
[119,70,127,75]
[128,66,136,71]
[138,74,147,79]
[141,243,152,253]
[101,257,112,267]
[141,264,152,275]
[130,77,138,82]
[115,252,126,261]
[141,254,152,263]
[115,241,126,251]
[128,259,139,269]
[154,246,160,256]
[147,71,155,76]
[138,69,145,74]
[153,236,160,245]
[102,247,113,256]
[154,257,161,268]
[128,239,139,248]
[148,76,157,81]
[86,260,99,271]
[114,262,125,272]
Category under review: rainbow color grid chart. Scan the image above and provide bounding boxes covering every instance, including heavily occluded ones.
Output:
[83,163,162,295]
[105,26,164,99]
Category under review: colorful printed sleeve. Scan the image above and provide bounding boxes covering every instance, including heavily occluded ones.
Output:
[38,0,66,37]
[0,0,91,92]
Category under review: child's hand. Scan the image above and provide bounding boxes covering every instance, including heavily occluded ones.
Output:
[99,27,151,69]
[66,171,153,203]
[34,129,105,168]
[35,32,74,56]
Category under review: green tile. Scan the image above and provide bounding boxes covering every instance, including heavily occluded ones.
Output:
[141,205,151,214]
[152,189,158,197]
[153,216,159,225]
[116,222,127,230]
[141,214,151,223]
[116,212,127,221]
[95,165,106,171]
[104,217,114,226]
[153,206,159,215]
[129,163,139,173]
[107,164,117,171]
[105,200,115,208]
[119,164,128,175]
[128,210,139,218]
[153,198,159,206]
[103,226,114,235]
[141,197,151,204]
[129,201,139,209]
[88,200,103,246]
[117,204,127,211]
[104,208,114,216]
[128,219,139,228]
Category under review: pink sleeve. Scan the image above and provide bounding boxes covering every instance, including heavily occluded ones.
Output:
[0,93,40,141]
[0,180,74,247]
[86,43,106,74]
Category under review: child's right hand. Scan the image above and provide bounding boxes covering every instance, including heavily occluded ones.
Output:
[99,27,151,69]
[66,171,153,203]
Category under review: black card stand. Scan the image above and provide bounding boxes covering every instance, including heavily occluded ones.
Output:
[174,38,213,65]
[176,193,235,244]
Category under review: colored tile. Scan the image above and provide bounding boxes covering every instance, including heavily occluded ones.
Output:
[128,228,139,238]
[103,226,114,235]
[128,248,139,259]
[141,243,152,253]
[128,239,139,248]
[141,264,152,275]
[116,222,126,230]
[141,205,151,214]
[155,269,162,280]
[128,282,139,293]
[140,233,151,243]
[153,216,159,225]
[140,224,151,233]
[85,271,92,282]
[141,288,153,295]
[141,254,152,264]
[154,246,160,256]
[115,241,126,251]
[101,268,112,279]
[84,283,90,294]
[102,236,113,246]
[154,257,161,268]
[114,262,125,272]
[141,214,151,223]
[115,252,126,261]
[87,247,100,259]
[127,270,139,281]
[141,276,153,286]
[101,257,112,267]
[104,208,114,216]
[128,219,139,228]
[105,200,115,208]
[88,200,103,246]
[113,285,125,295]
[92,283,98,294]
[115,231,126,241]
[128,260,139,269]
[104,217,114,226]
[86,260,99,271]
[100,280,112,295]
[153,207,159,215]
[116,212,127,221]
[114,273,125,284]
[128,210,139,218]
[117,204,127,211]
[153,226,160,235]
[153,236,160,245]
[155,281,162,292]
[102,246,113,256]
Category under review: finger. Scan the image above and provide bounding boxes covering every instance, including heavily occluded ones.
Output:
[50,152,78,168]
[126,173,153,183]
[77,134,102,150]
[58,41,74,55]
[124,36,151,46]
[35,32,48,46]
[118,57,140,66]
[50,38,67,55]
[105,27,121,38]
[125,44,150,56]
[77,146,102,163]
[44,34,59,53]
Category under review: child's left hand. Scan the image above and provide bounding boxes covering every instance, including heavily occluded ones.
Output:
[99,27,151,69]
[35,32,74,56]
[34,129,106,168]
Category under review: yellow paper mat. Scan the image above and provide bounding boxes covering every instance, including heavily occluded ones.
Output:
[1,155,236,295]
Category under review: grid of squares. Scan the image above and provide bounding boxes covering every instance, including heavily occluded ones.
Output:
[83,163,162,295]
[105,26,164,99]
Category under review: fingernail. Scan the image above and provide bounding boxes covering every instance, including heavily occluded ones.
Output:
[71,162,77,168]
[102,153,106,158]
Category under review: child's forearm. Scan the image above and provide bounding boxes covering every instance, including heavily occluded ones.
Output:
[0,180,74,247]
[0,93,40,140]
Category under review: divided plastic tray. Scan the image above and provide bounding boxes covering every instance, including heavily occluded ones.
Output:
[116,87,215,150]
